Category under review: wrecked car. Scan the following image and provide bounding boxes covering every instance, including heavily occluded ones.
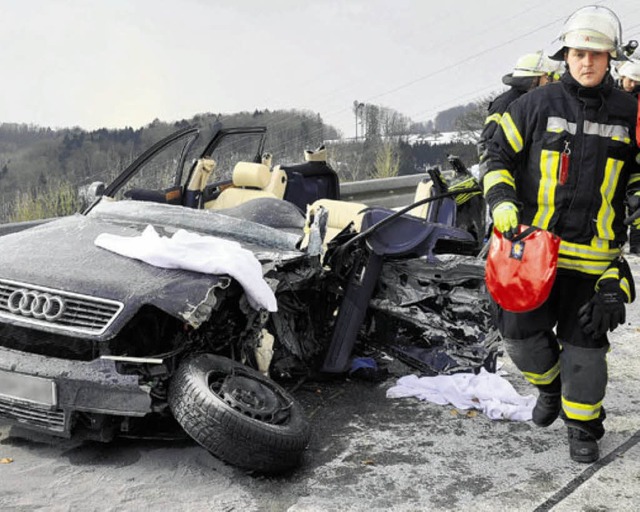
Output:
[0,125,498,473]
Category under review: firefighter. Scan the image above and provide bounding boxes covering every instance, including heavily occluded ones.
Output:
[618,59,640,94]
[477,51,560,160]
[482,5,640,463]
[617,60,640,254]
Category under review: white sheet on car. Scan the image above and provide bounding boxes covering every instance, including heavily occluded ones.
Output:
[94,225,277,312]
[386,368,536,421]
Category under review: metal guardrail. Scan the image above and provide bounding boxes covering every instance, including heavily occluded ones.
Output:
[340,174,428,209]
[0,173,436,237]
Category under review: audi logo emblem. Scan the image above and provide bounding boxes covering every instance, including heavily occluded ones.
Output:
[7,289,66,322]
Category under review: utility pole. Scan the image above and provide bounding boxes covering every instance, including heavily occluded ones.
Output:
[353,101,365,141]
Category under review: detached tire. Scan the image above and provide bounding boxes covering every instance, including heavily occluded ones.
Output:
[168,354,310,473]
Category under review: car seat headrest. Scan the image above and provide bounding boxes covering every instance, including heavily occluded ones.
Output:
[232,162,271,189]
[304,145,327,162]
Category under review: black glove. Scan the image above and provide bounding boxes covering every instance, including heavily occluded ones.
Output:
[626,193,640,227]
[578,279,626,337]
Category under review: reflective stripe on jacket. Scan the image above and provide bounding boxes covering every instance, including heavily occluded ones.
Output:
[482,73,640,274]
[477,87,527,160]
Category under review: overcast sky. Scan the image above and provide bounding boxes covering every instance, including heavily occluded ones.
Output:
[1,0,639,137]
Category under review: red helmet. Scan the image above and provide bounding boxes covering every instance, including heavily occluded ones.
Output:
[485,226,561,313]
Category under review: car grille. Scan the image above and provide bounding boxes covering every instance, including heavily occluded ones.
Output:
[0,398,67,433]
[0,279,123,336]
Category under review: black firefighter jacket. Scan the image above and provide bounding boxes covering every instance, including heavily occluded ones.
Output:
[477,75,538,159]
[483,72,640,277]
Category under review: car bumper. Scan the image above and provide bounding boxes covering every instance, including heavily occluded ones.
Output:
[0,346,152,436]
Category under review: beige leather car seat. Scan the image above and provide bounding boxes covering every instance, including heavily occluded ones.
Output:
[406,179,434,219]
[264,165,288,199]
[300,198,367,250]
[207,162,278,210]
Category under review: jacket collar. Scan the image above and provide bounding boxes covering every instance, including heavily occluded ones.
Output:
[560,71,614,97]
[502,73,538,92]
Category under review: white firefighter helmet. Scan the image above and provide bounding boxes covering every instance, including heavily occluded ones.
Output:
[512,51,559,77]
[618,60,640,82]
[550,5,624,60]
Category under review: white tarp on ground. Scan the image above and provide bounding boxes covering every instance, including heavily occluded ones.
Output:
[95,225,277,312]
[386,368,536,421]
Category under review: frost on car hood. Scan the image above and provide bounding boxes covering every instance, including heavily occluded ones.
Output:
[0,200,307,337]
[89,200,302,253]
[95,225,278,312]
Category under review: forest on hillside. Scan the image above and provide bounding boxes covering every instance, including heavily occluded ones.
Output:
[0,101,489,223]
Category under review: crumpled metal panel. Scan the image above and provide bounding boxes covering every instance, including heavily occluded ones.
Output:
[0,346,152,416]
[268,256,329,364]
[365,254,500,374]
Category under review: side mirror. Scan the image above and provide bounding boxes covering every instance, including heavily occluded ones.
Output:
[80,181,105,203]
[88,181,105,197]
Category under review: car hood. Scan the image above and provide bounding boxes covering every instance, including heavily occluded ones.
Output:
[0,202,304,336]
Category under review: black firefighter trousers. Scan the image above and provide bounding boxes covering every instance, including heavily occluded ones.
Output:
[495,272,609,438]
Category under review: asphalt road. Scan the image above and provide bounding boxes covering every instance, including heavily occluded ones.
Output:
[1,254,639,512]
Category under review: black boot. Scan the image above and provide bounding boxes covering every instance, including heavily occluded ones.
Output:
[629,227,640,254]
[532,392,561,427]
[568,426,599,463]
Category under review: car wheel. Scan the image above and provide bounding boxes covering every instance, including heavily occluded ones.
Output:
[168,353,311,473]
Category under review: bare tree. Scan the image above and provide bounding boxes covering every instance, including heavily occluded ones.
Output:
[453,94,496,143]
[379,106,411,136]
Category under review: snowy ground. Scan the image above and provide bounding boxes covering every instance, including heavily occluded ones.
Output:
[1,254,639,512]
